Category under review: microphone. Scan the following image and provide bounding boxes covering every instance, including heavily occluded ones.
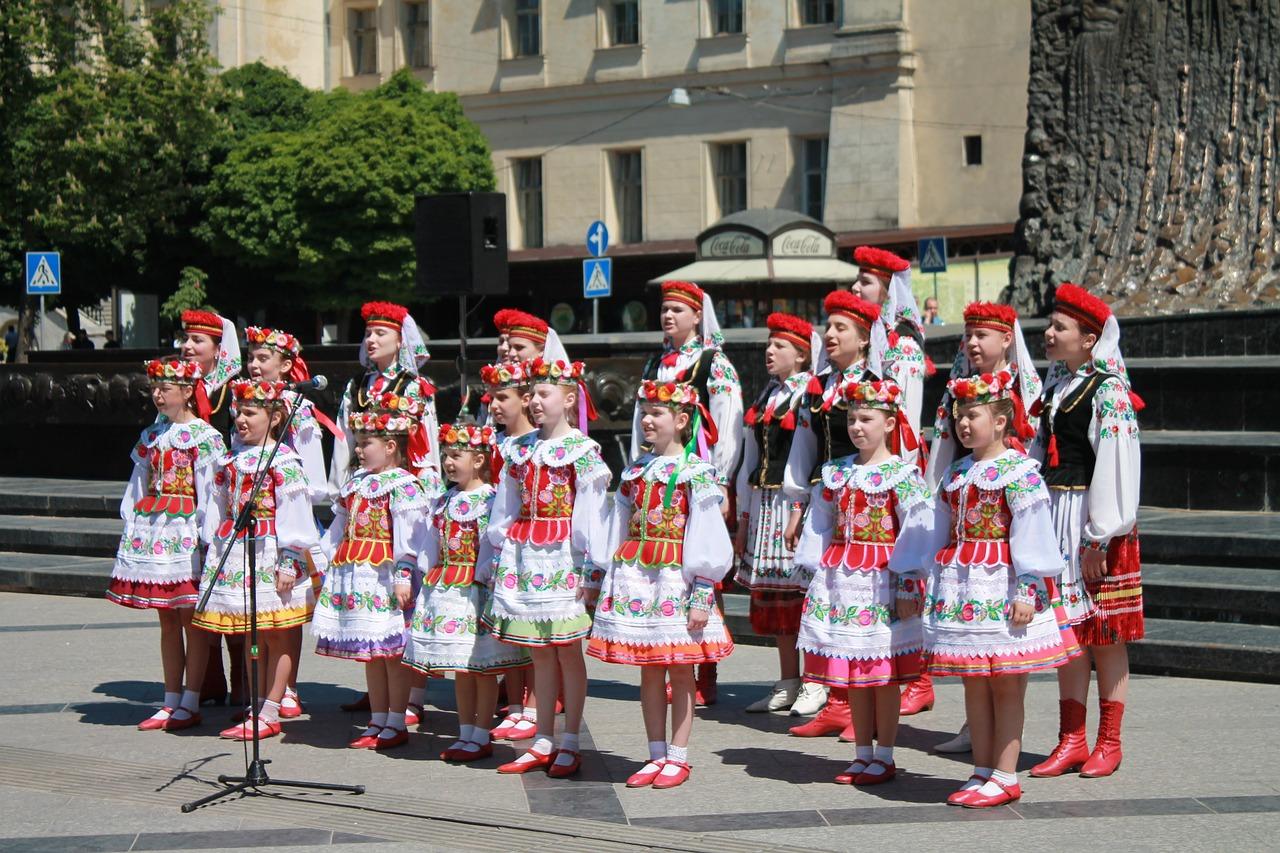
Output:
[291,375,328,392]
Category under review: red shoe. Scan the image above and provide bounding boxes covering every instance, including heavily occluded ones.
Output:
[163,710,202,732]
[1080,699,1124,778]
[665,682,673,705]
[962,779,1021,808]
[506,719,538,741]
[374,727,409,750]
[279,694,303,719]
[947,775,989,806]
[137,707,174,732]
[853,759,896,785]
[899,675,934,716]
[651,759,691,789]
[490,714,521,740]
[834,761,868,785]
[497,749,554,774]
[340,693,371,712]
[348,725,382,749]
[221,718,282,741]
[404,703,423,729]
[837,723,857,742]
[789,692,850,737]
[451,742,494,762]
[694,663,718,707]
[547,749,582,778]
[1031,699,1090,777]
[626,759,667,788]
[554,694,565,715]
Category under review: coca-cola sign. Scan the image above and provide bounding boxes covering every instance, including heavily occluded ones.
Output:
[699,230,764,259]
[772,228,834,258]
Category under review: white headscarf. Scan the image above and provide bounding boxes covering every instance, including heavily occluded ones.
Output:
[359,311,430,374]
[204,315,241,391]
[699,291,723,350]
[542,327,570,363]
[1044,314,1133,391]
[883,267,924,338]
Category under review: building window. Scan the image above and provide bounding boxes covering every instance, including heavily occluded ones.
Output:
[799,0,836,26]
[710,0,744,35]
[611,150,643,243]
[609,0,639,46]
[964,134,983,166]
[802,137,828,221]
[403,1,430,68]
[515,158,544,248]
[713,142,747,217]
[349,8,378,76]
[515,0,540,57]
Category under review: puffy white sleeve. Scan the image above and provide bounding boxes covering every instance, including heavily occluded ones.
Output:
[682,481,733,585]
[707,351,744,486]
[415,513,441,575]
[628,404,644,464]
[782,404,818,502]
[793,483,834,571]
[486,467,521,547]
[327,381,357,498]
[274,470,321,559]
[891,337,926,440]
[291,403,330,506]
[1084,377,1142,547]
[571,455,614,588]
[391,503,425,586]
[320,498,347,562]
[120,452,148,522]
[192,436,226,543]
[888,473,936,584]
[201,466,229,546]
[735,423,760,514]
[474,527,496,586]
[889,494,948,578]
[1008,479,1066,579]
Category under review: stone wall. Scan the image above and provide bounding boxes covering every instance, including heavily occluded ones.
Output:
[1009,0,1280,314]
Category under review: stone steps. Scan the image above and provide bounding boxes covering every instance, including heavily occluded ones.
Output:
[0,477,124,518]
[1140,431,1280,512]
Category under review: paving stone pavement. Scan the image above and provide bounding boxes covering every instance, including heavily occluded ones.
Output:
[0,592,1276,852]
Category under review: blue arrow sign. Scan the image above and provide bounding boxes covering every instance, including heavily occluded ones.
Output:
[583,258,612,298]
[586,220,609,258]
[917,236,948,274]
[26,251,61,295]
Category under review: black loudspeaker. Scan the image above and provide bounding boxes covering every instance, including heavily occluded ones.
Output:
[414,192,509,296]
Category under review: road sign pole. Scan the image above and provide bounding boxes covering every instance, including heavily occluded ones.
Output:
[39,295,45,352]
[592,299,600,336]
[974,257,980,302]
[933,273,938,302]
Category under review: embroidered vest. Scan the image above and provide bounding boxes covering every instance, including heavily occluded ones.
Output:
[425,515,481,587]
[333,491,394,566]
[511,460,577,546]
[937,482,1012,567]
[805,373,862,483]
[1041,374,1104,490]
[821,487,899,570]
[137,447,198,517]
[214,462,281,539]
[614,476,688,568]
[748,385,798,489]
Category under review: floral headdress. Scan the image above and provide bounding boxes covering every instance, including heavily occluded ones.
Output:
[348,392,423,436]
[439,422,496,453]
[480,359,533,391]
[245,325,314,385]
[637,380,719,506]
[843,377,923,468]
[948,369,1018,407]
[530,356,599,432]
[145,358,202,385]
[230,379,289,408]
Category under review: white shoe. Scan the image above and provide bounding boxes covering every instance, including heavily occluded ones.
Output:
[745,678,801,713]
[788,682,829,717]
[934,722,972,753]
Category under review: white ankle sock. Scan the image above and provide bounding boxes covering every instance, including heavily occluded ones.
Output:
[282,688,299,708]
[163,691,180,711]
[648,740,667,762]
[459,724,475,742]
[407,686,425,707]
[380,711,406,737]
[514,736,554,764]
[522,707,537,723]
[873,745,894,764]
[964,766,993,791]
[170,689,200,720]
[471,727,491,746]
[259,700,281,724]
[856,745,874,763]
[666,744,688,764]
[511,714,537,734]
[556,732,580,757]
[363,711,388,737]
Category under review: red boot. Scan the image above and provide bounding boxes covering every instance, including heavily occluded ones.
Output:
[1031,699,1090,777]
[1080,699,1124,777]
[899,674,934,716]
[694,663,718,707]
[789,690,849,737]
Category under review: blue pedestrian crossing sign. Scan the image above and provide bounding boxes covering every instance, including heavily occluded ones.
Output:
[586,220,609,258]
[26,251,61,295]
[583,258,612,298]
[917,237,947,274]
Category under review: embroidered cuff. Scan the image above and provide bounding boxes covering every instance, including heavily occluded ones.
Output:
[716,473,731,487]
[1081,537,1109,553]
[279,546,306,565]
[393,559,415,587]
[896,576,924,601]
[690,580,715,612]
[581,565,607,590]
[275,561,301,581]
[789,500,806,512]
[1013,574,1039,607]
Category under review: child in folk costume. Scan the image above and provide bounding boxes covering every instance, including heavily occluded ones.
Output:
[912,302,1043,740]
[851,246,929,443]
[783,291,885,737]
[1030,284,1143,780]
[244,325,340,718]
[403,423,530,762]
[631,280,744,706]
[735,313,823,715]
[487,357,612,778]
[178,310,241,438]
[189,380,321,740]
[892,369,1079,808]
[108,359,227,731]
[588,381,734,790]
[328,301,442,722]
[313,392,430,751]
[795,379,931,786]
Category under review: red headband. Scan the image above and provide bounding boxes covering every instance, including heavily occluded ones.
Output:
[181,310,224,339]
[362,301,408,331]
[824,290,880,330]
[1053,283,1110,334]
[854,245,909,280]
[661,280,704,311]
[766,312,813,350]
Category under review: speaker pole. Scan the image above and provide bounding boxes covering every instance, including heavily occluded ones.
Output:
[457,293,468,419]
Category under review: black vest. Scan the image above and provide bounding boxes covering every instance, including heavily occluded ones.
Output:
[803,369,869,483]
[205,382,233,444]
[748,383,799,489]
[642,348,717,408]
[346,369,421,413]
[1041,373,1104,490]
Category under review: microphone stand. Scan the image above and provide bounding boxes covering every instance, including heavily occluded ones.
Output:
[183,389,364,812]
